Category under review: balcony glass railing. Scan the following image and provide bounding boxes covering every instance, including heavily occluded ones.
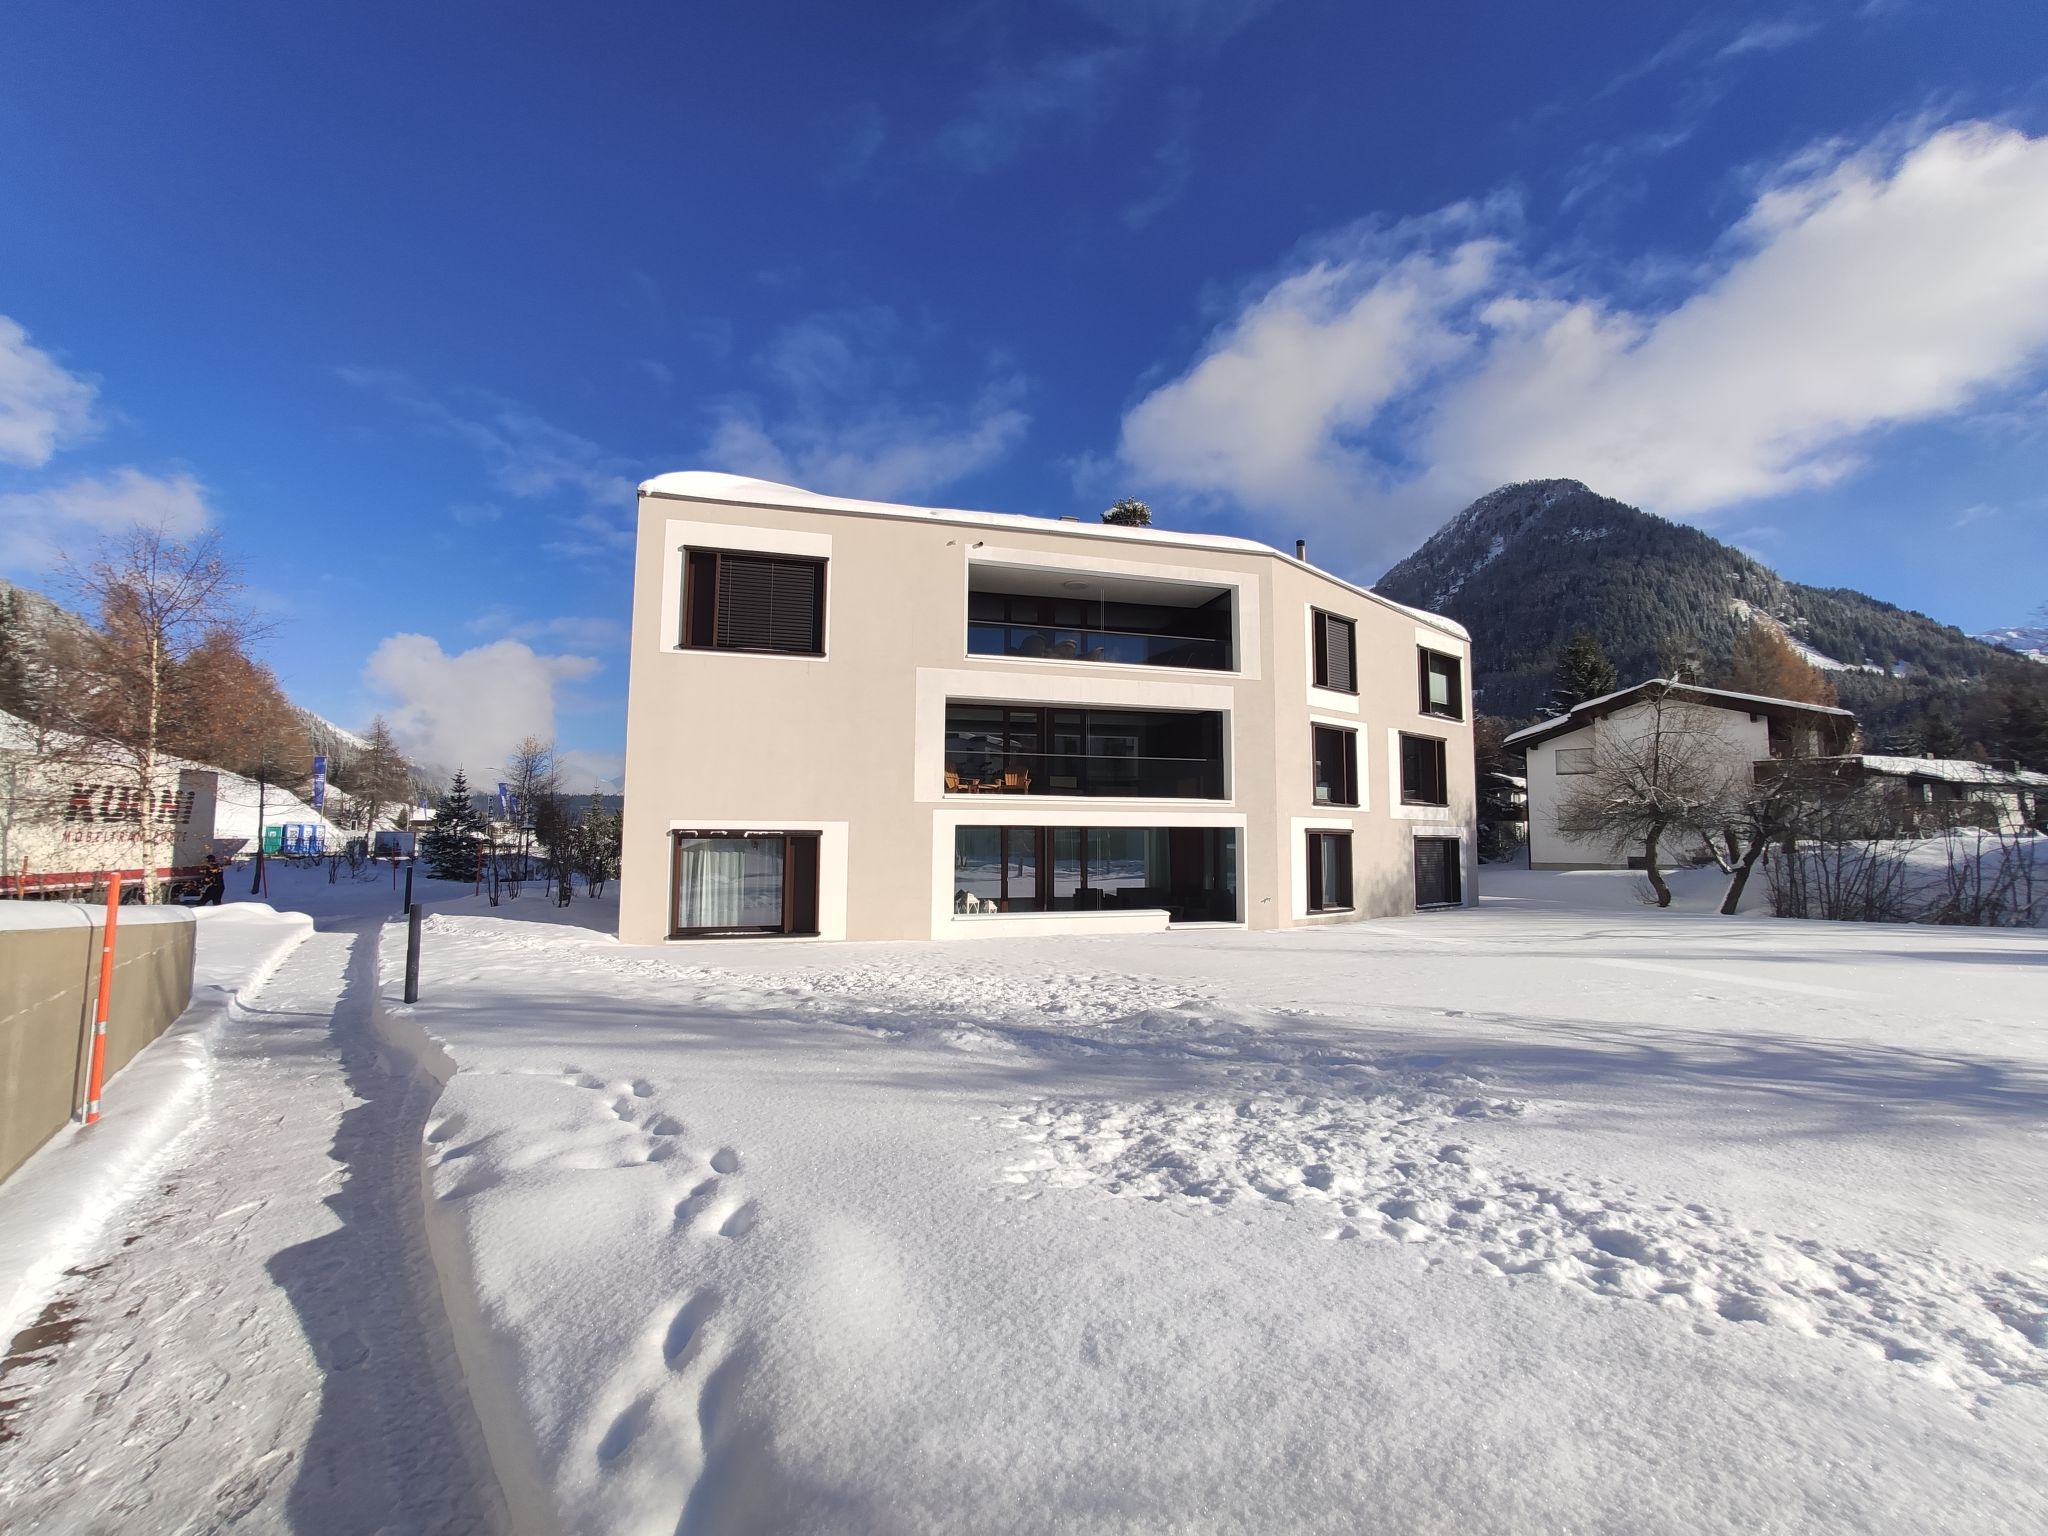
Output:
[966,620,1228,671]
[944,748,1225,800]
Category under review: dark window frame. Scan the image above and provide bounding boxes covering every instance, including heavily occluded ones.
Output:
[1413,836,1463,909]
[1419,647,1464,721]
[681,547,828,657]
[1311,609,1358,694]
[943,700,1228,801]
[1311,724,1359,808]
[1399,732,1450,807]
[668,829,821,938]
[1306,829,1354,913]
[954,824,1240,923]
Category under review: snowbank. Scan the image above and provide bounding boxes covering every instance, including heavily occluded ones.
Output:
[0,904,311,1340]
[378,881,2048,1534]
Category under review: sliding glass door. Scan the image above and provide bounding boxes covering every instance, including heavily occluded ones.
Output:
[952,825,1238,922]
[671,831,819,937]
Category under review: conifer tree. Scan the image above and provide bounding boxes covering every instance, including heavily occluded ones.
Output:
[1102,498,1153,527]
[1548,629,1618,715]
[422,768,486,879]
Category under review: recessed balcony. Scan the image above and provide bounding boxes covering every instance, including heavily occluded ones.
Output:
[966,566,1234,672]
[945,702,1227,800]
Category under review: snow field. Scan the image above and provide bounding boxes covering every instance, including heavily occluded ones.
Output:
[376,873,2048,1533]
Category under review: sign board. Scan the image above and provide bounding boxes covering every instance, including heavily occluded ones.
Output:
[372,830,416,859]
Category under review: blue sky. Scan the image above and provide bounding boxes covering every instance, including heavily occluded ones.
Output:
[2,1,2045,779]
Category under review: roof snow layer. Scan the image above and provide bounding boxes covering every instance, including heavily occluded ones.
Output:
[639,471,1469,642]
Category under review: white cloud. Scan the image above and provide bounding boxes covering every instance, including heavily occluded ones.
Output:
[1119,121,2048,571]
[364,633,600,779]
[703,307,1029,500]
[0,314,98,467]
[337,368,634,506]
[1716,18,1820,59]
[0,467,214,572]
[932,48,1136,172]
[1123,88,1199,229]
[556,748,624,793]
[1065,0,1280,51]
[467,607,628,652]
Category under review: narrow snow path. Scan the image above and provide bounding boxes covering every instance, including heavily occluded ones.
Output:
[0,916,507,1535]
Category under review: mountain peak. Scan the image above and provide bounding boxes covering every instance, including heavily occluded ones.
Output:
[1375,480,2017,724]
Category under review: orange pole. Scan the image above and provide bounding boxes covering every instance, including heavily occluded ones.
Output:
[84,874,120,1124]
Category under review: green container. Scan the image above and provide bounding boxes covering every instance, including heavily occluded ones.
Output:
[261,826,283,855]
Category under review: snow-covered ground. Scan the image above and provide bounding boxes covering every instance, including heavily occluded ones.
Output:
[375,866,2048,1535]
[0,867,505,1533]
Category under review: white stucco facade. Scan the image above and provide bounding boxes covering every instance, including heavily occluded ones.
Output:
[619,474,1479,943]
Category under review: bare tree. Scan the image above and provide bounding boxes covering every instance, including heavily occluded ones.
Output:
[1552,685,1744,907]
[500,735,558,891]
[348,716,412,845]
[49,528,257,901]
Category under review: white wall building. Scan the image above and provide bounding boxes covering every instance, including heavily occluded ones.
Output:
[619,474,1478,944]
[1508,681,1855,870]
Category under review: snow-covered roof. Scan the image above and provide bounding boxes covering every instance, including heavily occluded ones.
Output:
[1504,679,1854,750]
[1851,755,2048,789]
[638,471,1470,642]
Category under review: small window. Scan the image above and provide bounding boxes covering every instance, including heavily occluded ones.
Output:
[1400,733,1449,806]
[1306,830,1353,912]
[1414,837,1462,908]
[1419,649,1463,720]
[683,550,825,655]
[1312,610,1356,693]
[1555,746,1595,775]
[1312,725,1358,807]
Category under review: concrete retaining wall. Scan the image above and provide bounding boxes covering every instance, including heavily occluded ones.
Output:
[0,904,195,1183]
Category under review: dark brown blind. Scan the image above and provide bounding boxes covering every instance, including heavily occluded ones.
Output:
[713,555,822,654]
[1317,612,1356,692]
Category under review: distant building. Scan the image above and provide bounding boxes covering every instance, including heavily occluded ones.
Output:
[1506,681,1855,870]
[1807,754,2048,835]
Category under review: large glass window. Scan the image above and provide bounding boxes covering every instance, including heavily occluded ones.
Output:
[671,831,819,936]
[683,550,825,655]
[952,826,1238,922]
[1400,734,1450,806]
[944,702,1225,799]
[1313,725,1358,807]
[1419,648,1463,720]
[965,582,1234,671]
[1307,831,1353,912]
[1312,610,1357,693]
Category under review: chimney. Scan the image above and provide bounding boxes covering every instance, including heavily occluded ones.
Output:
[1295,539,1307,562]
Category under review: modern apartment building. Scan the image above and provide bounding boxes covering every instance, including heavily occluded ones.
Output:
[618,473,1476,944]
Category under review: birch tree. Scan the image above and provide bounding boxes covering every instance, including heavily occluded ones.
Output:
[55,528,253,901]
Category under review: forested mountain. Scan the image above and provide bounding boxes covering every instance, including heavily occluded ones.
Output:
[1374,481,2044,758]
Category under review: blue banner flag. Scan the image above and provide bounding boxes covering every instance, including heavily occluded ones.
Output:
[311,755,327,810]
[497,781,511,815]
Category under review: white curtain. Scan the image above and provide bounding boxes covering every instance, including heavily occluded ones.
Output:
[677,843,744,928]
